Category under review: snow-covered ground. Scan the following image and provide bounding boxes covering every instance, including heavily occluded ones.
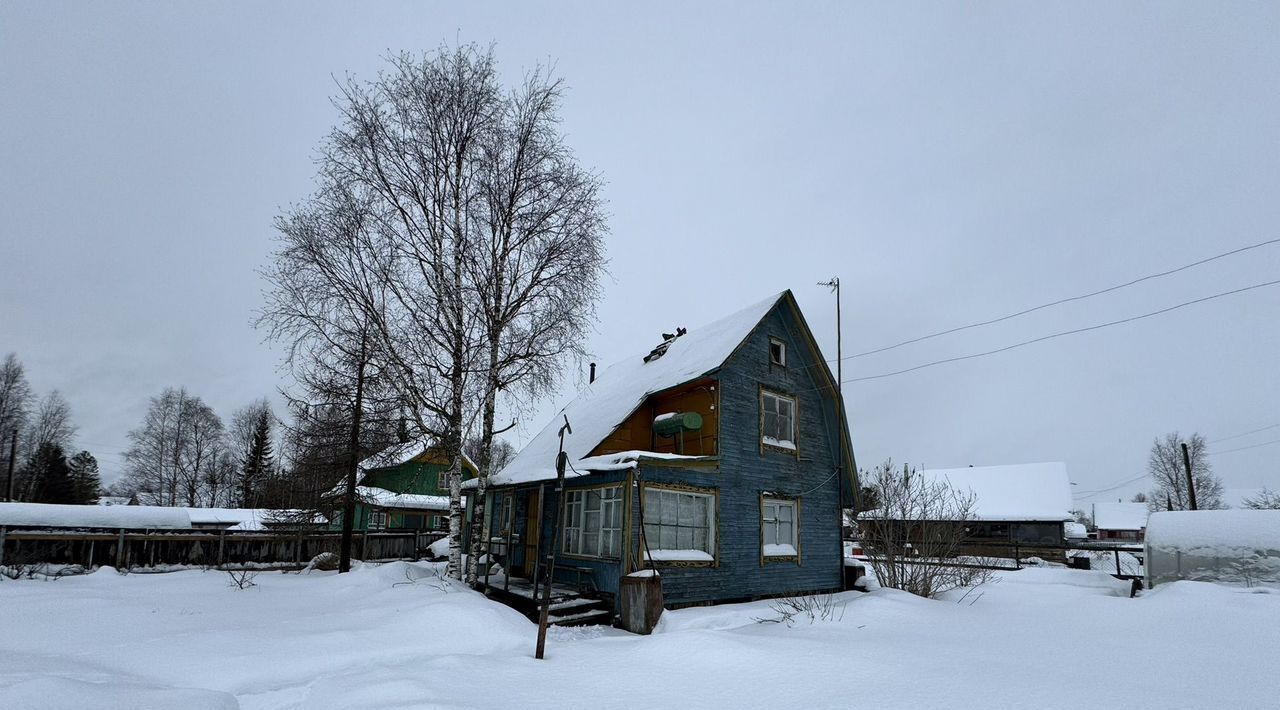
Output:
[3,562,1277,709]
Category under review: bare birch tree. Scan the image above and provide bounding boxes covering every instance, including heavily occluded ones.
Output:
[1146,432,1225,511]
[0,353,33,485]
[463,68,607,582]
[17,391,77,500]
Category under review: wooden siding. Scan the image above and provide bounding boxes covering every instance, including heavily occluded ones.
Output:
[591,378,720,457]
[497,298,849,609]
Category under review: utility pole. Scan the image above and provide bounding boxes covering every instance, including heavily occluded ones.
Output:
[536,415,571,660]
[339,331,369,574]
[5,429,16,502]
[1181,441,1198,511]
[820,277,849,579]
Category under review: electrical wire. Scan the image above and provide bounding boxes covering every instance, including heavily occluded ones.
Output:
[1207,438,1280,456]
[1208,424,1280,444]
[842,278,1280,384]
[841,237,1280,362]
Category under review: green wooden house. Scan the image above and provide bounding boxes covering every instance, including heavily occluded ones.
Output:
[333,441,478,532]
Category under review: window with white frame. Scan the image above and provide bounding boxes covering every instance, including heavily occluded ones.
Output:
[563,486,623,558]
[642,487,716,562]
[436,470,447,490]
[369,509,388,530]
[769,338,786,367]
[761,390,796,450]
[762,497,797,557]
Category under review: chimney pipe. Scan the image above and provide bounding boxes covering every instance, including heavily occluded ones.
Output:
[589,362,596,383]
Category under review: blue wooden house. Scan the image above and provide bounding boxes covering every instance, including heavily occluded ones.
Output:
[473,291,857,619]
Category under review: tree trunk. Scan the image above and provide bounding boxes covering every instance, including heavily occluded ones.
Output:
[339,336,367,574]
[465,333,500,584]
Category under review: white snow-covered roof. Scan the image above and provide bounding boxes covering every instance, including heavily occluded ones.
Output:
[1146,510,1280,554]
[1093,502,1149,531]
[918,462,1074,522]
[488,292,786,487]
[0,503,327,531]
[358,440,478,475]
[0,502,192,529]
[356,486,450,512]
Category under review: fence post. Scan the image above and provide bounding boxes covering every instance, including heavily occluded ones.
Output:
[0,525,6,567]
[360,532,367,561]
[116,528,125,569]
[87,539,95,568]
[1115,549,1122,576]
[295,532,303,566]
[217,531,226,568]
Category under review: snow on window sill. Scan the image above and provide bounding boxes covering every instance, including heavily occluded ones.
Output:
[764,543,797,557]
[762,436,796,451]
[644,549,714,562]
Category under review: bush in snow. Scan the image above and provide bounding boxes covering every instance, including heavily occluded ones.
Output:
[755,594,843,627]
[856,459,994,599]
[226,570,259,590]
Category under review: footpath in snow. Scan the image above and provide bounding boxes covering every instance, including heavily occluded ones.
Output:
[2,562,1278,709]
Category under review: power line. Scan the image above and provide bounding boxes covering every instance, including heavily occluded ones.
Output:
[842,237,1280,361]
[1073,472,1151,499]
[1209,424,1280,444]
[1208,438,1280,456]
[843,278,1280,384]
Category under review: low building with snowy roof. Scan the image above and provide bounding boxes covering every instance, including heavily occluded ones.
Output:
[1145,509,1280,588]
[860,462,1075,563]
[1092,502,1149,541]
[327,439,477,534]
[468,291,857,626]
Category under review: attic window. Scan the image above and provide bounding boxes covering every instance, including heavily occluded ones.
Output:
[769,338,786,367]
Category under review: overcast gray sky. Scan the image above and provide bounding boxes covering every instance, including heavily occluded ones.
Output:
[3,2,1277,506]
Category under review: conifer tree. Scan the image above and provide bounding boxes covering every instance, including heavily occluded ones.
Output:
[67,450,102,505]
[239,410,274,507]
[28,443,74,504]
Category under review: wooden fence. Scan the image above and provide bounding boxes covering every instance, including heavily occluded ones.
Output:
[0,527,447,571]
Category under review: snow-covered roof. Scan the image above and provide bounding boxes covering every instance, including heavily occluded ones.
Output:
[488,292,786,487]
[0,503,327,530]
[358,440,478,476]
[1146,510,1280,554]
[917,462,1074,522]
[356,486,450,512]
[1093,502,1149,531]
[0,502,192,529]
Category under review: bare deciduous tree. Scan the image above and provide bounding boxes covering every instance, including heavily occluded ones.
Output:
[463,66,607,583]
[1241,488,1280,510]
[0,353,34,484]
[1146,432,1224,511]
[122,387,227,507]
[17,391,77,500]
[856,460,992,598]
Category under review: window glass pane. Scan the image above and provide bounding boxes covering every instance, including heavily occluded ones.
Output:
[659,492,677,525]
[677,526,693,550]
[659,525,677,550]
[586,489,601,511]
[677,495,695,526]
[764,411,778,440]
[763,520,777,546]
[692,497,708,527]
[779,521,793,545]
[693,528,707,552]
[779,503,793,524]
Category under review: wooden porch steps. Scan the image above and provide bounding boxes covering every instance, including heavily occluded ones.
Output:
[478,573,614,627]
